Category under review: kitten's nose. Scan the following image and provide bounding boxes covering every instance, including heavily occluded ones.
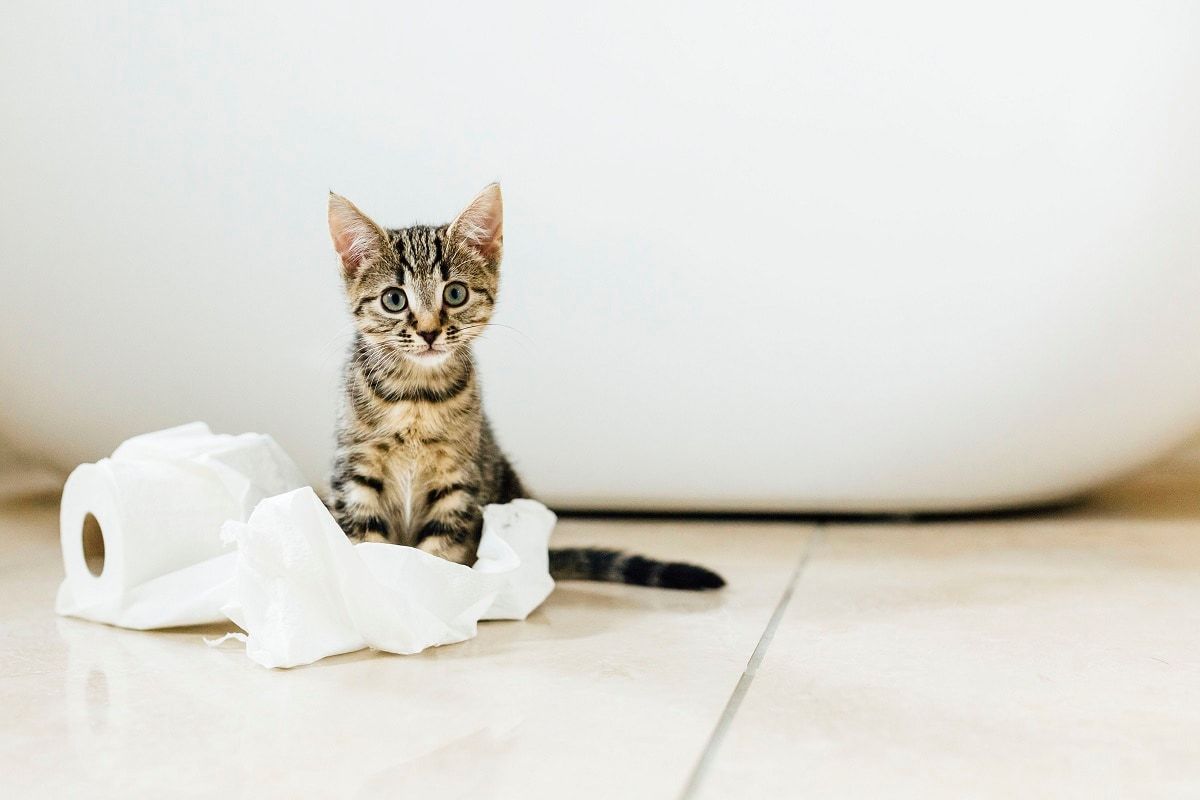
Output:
[418,330,440,346]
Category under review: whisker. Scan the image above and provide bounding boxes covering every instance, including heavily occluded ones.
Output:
[453,321,535,347]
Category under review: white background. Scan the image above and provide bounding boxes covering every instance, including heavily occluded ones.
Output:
[2,2,1199,510]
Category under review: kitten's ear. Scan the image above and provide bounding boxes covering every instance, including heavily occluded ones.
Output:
[328,193,387,280]
[449,183,503,263]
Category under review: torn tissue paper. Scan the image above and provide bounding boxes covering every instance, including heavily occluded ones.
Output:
[221,488,555,668]
[56,423,556,668]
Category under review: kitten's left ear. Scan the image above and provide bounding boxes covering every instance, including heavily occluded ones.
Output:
[449,183,503,263]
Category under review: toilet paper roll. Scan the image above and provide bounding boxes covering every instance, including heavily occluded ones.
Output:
[56,423,306,628]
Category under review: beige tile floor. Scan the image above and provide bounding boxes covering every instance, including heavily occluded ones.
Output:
[1,451,1199,799]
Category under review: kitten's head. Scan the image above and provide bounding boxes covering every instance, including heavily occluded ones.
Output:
[328,184,503,369]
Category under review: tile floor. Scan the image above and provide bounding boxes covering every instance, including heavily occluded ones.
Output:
[1,450,1198,798]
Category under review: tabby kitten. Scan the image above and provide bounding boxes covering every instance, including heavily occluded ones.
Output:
[326,184,723,590]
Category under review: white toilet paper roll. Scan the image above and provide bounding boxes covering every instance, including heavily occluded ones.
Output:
[56,423,306,628]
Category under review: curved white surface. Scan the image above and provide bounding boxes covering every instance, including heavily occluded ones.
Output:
[2,3,1199,512]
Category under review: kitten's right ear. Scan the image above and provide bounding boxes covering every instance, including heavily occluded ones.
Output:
[328,193,387,280]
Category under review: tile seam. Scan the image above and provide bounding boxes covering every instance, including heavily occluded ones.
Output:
[678,526,824,800]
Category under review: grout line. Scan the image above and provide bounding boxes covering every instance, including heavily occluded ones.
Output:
[678,527,824,800]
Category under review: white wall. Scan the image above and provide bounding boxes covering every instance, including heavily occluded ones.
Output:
[3,2,1200,511]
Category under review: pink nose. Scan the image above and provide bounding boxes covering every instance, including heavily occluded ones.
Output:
[418,330,440,345]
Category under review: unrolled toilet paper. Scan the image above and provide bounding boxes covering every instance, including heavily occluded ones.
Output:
[57,423,307,628]
[221,487,556,668]
[56,423,556,667]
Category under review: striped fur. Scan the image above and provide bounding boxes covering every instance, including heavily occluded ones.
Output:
[549,548,724,590]
[326,184,724,590]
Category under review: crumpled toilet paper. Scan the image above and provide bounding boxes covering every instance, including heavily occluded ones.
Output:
[56,423,556,668]
[221,488,555,668]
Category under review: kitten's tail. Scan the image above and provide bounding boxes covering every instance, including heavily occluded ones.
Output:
[549,547,725,591]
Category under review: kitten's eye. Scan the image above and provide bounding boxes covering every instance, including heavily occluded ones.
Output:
[380,288,408,313]
[443,281,469,307]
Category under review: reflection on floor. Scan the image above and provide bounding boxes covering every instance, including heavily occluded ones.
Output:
[2,446,1198,798]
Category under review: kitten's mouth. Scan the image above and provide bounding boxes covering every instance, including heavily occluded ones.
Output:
[409,346,449,363]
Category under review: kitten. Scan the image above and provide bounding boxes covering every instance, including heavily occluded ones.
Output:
[326,184,724,590]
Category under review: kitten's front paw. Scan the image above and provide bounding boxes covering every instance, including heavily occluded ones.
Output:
[416,536,472,565]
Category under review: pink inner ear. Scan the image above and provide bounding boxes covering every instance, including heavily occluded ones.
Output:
[329,197,381,278]
[466,216,502,260]
[453,186,503,260]
[334,229,369,277]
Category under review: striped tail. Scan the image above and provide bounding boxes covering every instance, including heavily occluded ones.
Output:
[549,547,725,591]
